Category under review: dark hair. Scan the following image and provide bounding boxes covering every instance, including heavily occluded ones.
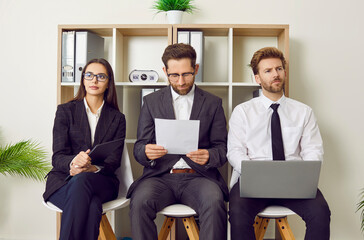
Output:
[250,47,287,75]
[72,58,119,111]
[162,43,196,69]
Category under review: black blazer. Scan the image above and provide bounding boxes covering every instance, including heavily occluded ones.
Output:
[127,86,229,201]
[43,100,126,201]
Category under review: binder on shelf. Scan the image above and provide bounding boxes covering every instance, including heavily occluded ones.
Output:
[61,31,76,82]
[177,31,190,44]
[190,31,203,82]
[75,31,104,82]
[177,30,204,82]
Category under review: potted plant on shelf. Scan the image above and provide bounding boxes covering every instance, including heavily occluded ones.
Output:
[0,139,50,181]
[358,189,364,233]
[152,0,197,24]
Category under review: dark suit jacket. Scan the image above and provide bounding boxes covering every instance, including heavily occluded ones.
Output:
[43,100,126,201]
[127,86,229,201]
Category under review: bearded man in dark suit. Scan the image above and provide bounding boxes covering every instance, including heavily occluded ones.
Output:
[127,43,228,240]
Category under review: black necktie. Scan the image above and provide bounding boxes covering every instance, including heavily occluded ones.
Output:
[270,104,285,160]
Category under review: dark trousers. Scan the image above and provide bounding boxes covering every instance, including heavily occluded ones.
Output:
[48,172,118,240]
[229,181,331,240]
[129,173,227,240]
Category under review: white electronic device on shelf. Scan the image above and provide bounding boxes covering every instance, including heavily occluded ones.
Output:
[129,70,159,83]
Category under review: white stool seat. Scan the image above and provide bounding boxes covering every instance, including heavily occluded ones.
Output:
[158,204,199,240]
[43,197,130,214]
[258,206,296,218]
[255,206,296,240]
[158,204,197,217]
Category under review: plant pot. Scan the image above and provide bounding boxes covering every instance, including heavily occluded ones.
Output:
[166,10,183,24]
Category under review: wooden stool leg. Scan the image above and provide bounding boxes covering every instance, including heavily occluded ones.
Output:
[98,214,116,240]
[276,217,295,240]
[158,217,176,240]
[254,216,270,240]
[56,212,62,240]
[254,216,263,236]
[182,216,199,240]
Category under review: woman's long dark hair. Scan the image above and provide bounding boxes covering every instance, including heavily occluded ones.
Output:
[71,58,119,111]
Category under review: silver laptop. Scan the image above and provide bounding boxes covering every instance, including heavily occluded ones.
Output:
[240,160,321,199]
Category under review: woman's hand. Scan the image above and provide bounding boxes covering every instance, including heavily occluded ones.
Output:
[70,149,93,176]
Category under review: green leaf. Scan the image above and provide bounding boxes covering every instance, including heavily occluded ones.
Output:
[152,0,196,14]
[357,188,364,232]
[0,140,50,181]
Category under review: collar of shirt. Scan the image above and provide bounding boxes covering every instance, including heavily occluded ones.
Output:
[83,98,104,117]
[170,84,196,102]
[260,93,286,110]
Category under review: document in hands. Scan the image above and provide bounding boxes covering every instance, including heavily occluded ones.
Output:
[155,118,200,154]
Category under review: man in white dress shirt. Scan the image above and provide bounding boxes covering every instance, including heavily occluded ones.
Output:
[227,47,330,239]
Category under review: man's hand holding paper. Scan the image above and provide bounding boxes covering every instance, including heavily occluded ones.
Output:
[186,149,209,165]
[145,144,168,160]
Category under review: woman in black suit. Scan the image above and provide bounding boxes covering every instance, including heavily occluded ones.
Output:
[43,58,126,240]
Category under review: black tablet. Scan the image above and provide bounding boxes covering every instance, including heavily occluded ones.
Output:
[89,138,124,163]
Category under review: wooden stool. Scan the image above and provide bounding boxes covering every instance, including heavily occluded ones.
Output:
[158,204,199,240]
[254,206,296,240]
[49,209,119,240]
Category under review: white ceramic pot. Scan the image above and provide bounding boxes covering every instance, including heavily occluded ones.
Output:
[166,10,183,24]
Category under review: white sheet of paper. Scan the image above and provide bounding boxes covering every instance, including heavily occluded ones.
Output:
[155,118,200,154]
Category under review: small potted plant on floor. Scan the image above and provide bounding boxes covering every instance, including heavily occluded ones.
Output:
[152,0,197,24]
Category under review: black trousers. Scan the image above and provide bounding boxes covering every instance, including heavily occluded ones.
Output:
[48,172,118,240]
[229,181,331,240]
[129,173,227,240]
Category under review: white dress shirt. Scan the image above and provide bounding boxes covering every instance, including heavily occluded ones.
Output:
[84,98,104,145]
[82,98,104,173]
[227,94,324,187]
[171,85,195,169]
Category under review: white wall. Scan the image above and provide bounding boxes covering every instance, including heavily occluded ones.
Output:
[0,0,363,239]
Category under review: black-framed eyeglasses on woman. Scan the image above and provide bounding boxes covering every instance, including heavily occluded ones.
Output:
[83,72,109,82]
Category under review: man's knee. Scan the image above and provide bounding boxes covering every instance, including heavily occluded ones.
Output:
[305,202,331,226]
[130,191,158,217]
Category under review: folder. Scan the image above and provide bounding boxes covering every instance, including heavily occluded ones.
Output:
[89,138,123,164]
[61,31,76,82]
[190,31,204,82]
[177,31,190,44]
[177,31,204,82]
[65,138,123,181]
[75,31,104,82]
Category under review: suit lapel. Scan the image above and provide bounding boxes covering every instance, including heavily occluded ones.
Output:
[93,103,116,146]
[162,86,176,119]
[75,101,92,148]
[190,86,205,120]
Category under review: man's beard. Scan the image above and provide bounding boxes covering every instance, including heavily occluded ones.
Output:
[169,80,194,95]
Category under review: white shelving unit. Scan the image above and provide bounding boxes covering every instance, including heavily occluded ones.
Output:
[57,24,289,238]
